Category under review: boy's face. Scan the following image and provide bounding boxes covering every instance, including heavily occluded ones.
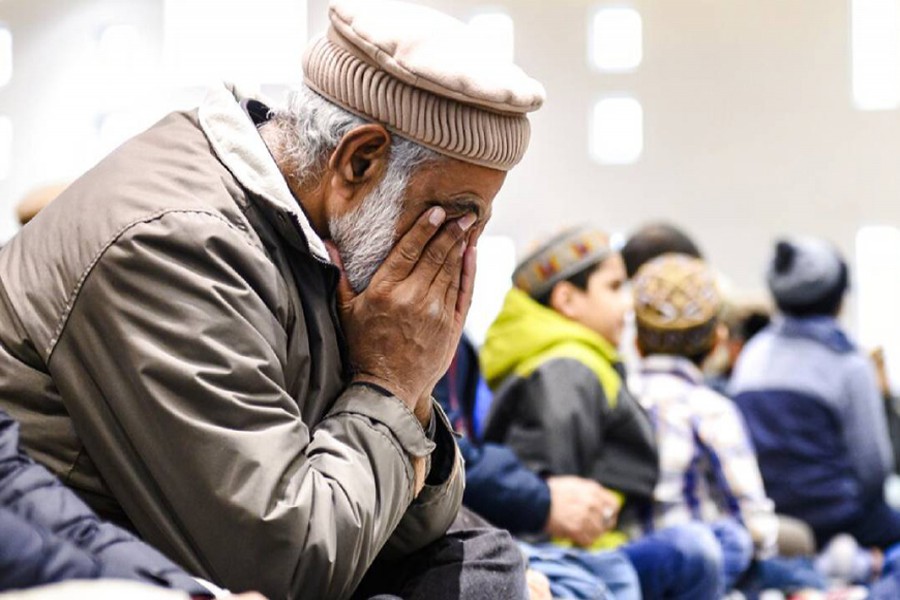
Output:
[563,254,630,347]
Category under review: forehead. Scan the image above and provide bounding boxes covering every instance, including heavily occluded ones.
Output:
[404,157,506,220]
[590,254,626,282]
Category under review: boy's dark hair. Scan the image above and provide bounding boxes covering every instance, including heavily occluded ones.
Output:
[636,334,716,367]
[534,261,602,307]
[621,223,702,278]
[775,261,849,318]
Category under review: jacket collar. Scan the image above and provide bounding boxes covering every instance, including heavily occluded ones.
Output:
[773,315,854,354]
[481,288,622,386]
[197,83,331,263]
[639,354,705,385]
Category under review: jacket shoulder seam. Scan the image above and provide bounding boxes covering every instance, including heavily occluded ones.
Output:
[45,208,261,361]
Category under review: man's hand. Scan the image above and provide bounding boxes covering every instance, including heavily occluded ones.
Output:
[327,206,477,425]
[544,476,620,547]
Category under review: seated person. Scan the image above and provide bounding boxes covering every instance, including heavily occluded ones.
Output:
[480,227,728,600]
[0,1,545,597]
[628,254,778,585]
[618,221,704,373]
[730,237,899,551]
[436,334,641,600]
[482,228,659,514]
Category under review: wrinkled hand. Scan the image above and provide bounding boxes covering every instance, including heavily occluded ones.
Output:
[327,206,477,425]
[545,476,620,547]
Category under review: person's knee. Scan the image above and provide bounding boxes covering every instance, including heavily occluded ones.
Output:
[667,523,724,580]
[455,527,528,599]
[712,519,754,587]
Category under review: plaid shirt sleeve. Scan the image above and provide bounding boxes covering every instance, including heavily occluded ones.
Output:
[692,388,779,557]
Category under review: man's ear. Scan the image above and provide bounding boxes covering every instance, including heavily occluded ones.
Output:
[328,124,391,199]
[549,282,580,319]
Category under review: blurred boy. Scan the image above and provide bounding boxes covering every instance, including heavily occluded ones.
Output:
[482,227,725,600]
[629,254,777,588]
[730,237,898,550]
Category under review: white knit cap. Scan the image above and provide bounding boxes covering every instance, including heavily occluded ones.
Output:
[303,0,546,171]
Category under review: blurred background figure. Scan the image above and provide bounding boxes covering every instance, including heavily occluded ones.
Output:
[731,237,899,556]
[15,183,68,226]
[620,222,703,280]
[706,298,772,396]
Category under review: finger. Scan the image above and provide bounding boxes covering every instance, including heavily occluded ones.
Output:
[324,240,357,308]
[407,213,476,289]
[428,235,465,306]
[455,241,477,318]
[373,206,446,283]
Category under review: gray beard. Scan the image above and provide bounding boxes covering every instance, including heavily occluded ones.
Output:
[329,172,406,293]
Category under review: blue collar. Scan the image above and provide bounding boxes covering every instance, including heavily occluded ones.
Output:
[774,315,854,353]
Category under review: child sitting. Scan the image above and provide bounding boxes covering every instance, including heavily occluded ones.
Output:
[482,227,727,600]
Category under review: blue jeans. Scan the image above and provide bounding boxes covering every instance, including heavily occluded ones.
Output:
[869,542,900,600]
[710,519,754,590]
[622,522,725,600]
[737,556,827,598]
[520,543,641,600]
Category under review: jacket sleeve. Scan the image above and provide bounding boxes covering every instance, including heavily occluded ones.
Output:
[0,506,101,591]
[46,211,461,600]
[841,354,895,499]
[432,344,551,535]
[484,359,606,478]
[459,438,551,535]
[0,414,209,594]
[373,397,463,561]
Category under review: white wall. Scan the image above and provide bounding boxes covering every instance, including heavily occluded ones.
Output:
[0,0,163,240]
[2,0,899,324]
[0,0,306,240]
[426,1,900,294]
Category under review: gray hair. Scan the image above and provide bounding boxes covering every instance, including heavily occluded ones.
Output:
[270,85,441,187]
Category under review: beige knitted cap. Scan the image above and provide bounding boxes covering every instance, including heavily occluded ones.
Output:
[303,0,546,171]
[633,253,721,356]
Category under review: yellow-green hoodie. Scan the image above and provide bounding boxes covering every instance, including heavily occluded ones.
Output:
[480,288,659,518]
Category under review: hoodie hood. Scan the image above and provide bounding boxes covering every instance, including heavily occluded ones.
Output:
[480,288,622,401]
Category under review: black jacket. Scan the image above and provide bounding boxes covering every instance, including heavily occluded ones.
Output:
[0,410,207,594]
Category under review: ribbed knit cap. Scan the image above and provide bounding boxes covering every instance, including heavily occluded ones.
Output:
[633,254,721,356]
[303,0,546,171]
[766,237,844,307]
[513,227,612,300]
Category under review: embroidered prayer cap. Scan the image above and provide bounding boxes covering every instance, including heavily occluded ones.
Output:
[633,253,722,357]
[513,227,613,301]
[302,0,546,171]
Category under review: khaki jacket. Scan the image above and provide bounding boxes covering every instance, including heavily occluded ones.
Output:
[0,85,463,600]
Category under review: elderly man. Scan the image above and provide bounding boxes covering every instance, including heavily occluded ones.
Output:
[0,1,544,599]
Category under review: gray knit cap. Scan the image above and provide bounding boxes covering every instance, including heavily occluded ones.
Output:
[766,237,844,306]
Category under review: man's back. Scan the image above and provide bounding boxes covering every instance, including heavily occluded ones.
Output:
[0,88,459,598]
[0,103,330,578]
[730,318,892,532]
